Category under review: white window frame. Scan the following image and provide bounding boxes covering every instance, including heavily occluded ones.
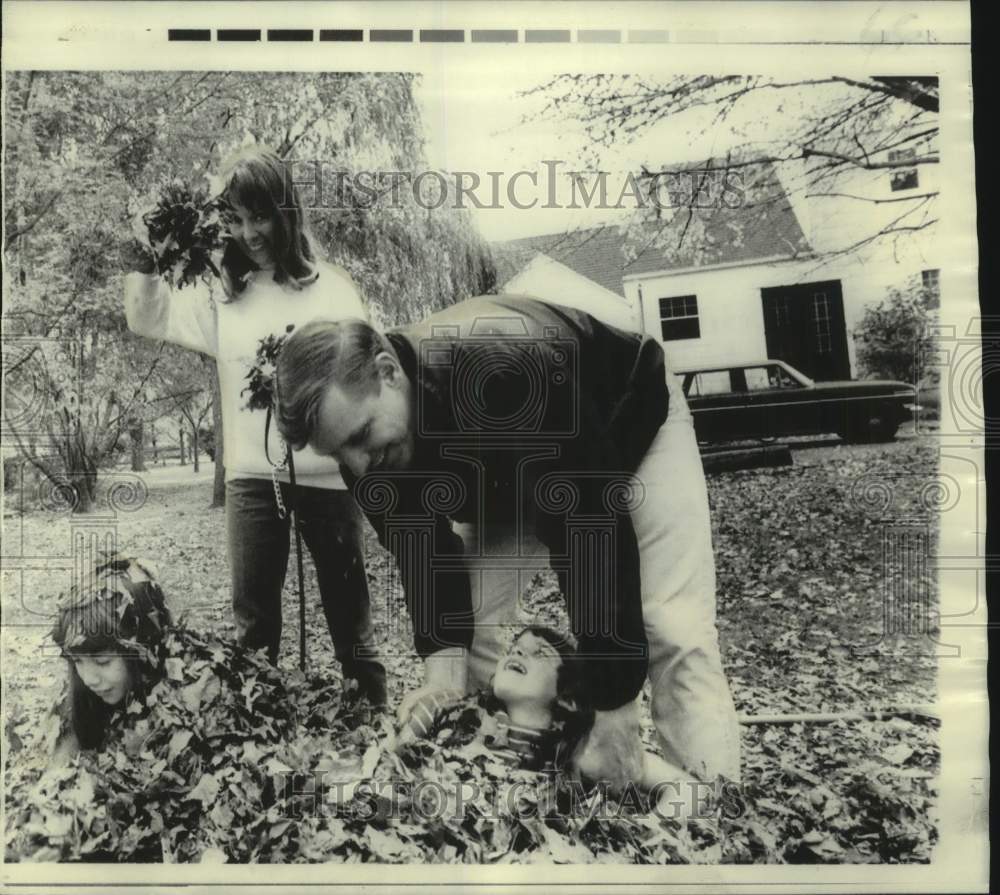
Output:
[658,294,700,342]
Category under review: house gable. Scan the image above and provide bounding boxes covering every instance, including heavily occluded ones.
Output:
[502,252,639,331]
[495,161,813,297]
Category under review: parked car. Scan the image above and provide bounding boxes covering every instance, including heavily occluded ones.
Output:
[676,359,918,444]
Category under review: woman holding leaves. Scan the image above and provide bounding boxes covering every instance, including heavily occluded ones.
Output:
[123,146,385,705]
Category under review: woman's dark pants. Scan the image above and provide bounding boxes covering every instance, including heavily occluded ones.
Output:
[226,478,386,706]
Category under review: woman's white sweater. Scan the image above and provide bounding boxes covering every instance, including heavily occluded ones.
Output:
[124,263,365,489]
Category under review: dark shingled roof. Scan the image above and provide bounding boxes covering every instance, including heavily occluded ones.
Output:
[495,161,812,297]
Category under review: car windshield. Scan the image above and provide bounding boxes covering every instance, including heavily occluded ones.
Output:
[778,362,814,387]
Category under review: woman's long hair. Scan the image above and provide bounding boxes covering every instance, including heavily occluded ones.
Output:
[216,145,320,299]
[485,625,595,771]
[51,556,172,750]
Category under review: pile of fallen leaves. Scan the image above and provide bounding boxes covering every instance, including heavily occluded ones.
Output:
[691,714,940,864]
[5,625,300,861]
[704,440,941,863]
[4,625,696,864]
[4,439,942,863]
[711,441,939,716]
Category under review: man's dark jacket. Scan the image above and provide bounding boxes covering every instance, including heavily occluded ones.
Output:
[345,295,670,711]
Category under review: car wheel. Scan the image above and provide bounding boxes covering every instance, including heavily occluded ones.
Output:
[842,406,898,443]
[868,419,899,442]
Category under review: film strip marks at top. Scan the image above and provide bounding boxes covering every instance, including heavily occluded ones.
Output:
[165,27,945,44]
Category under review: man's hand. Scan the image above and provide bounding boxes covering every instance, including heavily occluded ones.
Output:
[119,238,156,275]
[392,646,468,748]
[394,686,464,747]
[422,645,468,692]
[570,701,644,792]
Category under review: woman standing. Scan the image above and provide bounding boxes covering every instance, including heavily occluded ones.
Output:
[124,146,385,705]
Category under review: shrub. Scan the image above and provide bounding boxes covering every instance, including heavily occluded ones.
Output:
[854,275,938,387]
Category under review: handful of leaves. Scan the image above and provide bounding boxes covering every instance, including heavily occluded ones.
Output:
[242,326,295,413]
[133,179,227,290]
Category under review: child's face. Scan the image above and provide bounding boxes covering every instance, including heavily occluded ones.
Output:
[492,632,562,712]
[224,202,275,267]
[72,653,132,705]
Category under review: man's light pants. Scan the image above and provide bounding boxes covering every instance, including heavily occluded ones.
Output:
[453,371,742,782]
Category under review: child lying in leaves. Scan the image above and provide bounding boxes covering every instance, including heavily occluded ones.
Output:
[395,626,698,819]
[5,555,366,862]
[45,555,296,765]
[5,560,697,863]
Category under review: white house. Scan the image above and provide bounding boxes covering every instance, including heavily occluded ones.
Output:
[496,158,939,382]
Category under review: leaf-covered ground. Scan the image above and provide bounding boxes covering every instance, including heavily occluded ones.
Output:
[2,435,940,862]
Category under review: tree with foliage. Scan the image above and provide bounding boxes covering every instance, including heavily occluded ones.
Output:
[157,356,215,475]
[3,71,495,511]
[854,273,939,387]
[239,71,497,325]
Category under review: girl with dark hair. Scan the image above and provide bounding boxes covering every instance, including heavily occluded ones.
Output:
[49,556,172,759]
[477,625,593,771]
[124,145,385,705]
[46,555,295,762]
[404,625,692,801]
[17,557,306,861]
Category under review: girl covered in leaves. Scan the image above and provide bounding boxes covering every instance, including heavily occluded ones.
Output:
[123,145,385,704]
[401,625,692,804]
[7,555,353,862]
[45,555,296,765]
[47,555,175,763]
[7,573,691,863]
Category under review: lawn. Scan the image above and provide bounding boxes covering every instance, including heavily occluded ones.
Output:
[2,435,940,863]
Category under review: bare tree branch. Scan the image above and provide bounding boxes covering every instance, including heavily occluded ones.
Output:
[804,191,939,204]
[865,76,939,114]
[801,148,938,169]
[4,190,63,249]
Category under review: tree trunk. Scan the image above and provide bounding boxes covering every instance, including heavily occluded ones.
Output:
[3,456,21,495]
[152,429,159,464]
[65,438,97,514]
[191,425,200,473]
[129,418,147,472]
[210,363,225,507]
[72,473,96,513]
[179,425,186,466]
[55,410,99,513]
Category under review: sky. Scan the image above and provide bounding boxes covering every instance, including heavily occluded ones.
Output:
[412,68,781,244]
